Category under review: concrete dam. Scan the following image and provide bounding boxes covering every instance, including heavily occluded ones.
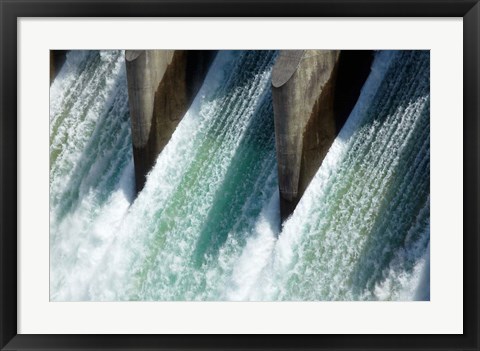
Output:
[50,50,431,301]
[123,49,372,219]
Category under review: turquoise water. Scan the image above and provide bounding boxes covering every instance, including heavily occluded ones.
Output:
[50,50,429,301]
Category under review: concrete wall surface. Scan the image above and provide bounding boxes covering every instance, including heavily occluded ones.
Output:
[272,50,373,220]
[125,50,216,193]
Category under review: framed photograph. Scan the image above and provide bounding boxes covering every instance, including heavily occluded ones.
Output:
[1,0,478,350]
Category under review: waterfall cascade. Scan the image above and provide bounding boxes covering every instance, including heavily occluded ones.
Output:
[50,50,430,301]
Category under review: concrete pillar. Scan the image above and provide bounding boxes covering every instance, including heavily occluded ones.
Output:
[272,50,373,221]
[125,50,217,194]
[50,50,68,85]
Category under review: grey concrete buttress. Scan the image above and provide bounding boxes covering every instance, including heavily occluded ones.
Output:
[272,50,373,221]
[272,50,341,220]
[125,50,217,194]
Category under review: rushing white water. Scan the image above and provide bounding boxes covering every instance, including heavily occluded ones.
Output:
[50,50,430,301]
[50,51,135,300]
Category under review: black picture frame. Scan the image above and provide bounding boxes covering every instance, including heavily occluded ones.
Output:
[1,0,478,350]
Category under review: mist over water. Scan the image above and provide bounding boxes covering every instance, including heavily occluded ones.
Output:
[50,50,430,301]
